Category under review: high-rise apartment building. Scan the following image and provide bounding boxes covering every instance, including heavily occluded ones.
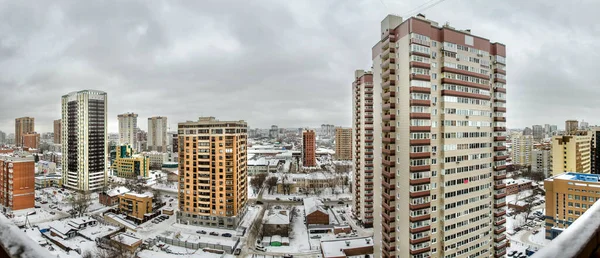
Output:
[22,133,40,149]
[269,125,279,139]
[531,145,552,177]
[352,70,381,230]
[590,127,600,175]
[550,125,558,135]
[0,131,5,145]
[15,117,34,147]
[566,120,579,134]
[371,14,507,258]
[62,90,108,192]
[334,127,352,161]
[113,145,149,179]
[302,130,317,167]
[148,116,168,152]
[512,135,533,166]
[0,156,35,211]
[118,113,138,148]
[552,133,592,176]
[544,172,600,239]
[532,124,544,141]
[321,124,335,138]
[177,117,248,228]
[54,119,62,144]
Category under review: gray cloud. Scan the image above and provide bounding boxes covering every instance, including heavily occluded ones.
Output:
[0,0,597,134]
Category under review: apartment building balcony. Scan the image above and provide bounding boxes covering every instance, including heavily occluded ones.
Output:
[382,201,394,212]
[494,68,506,75]
[410,73,431,81]
[494,146,507,151]
[495,87,507,93]
[494,126,507,131]
[381,58,396,68]
[494,78,507,84]
[494,226,506,234]
[382,126,396,133]
[365,174,374,179]
[383,231,396,243]
[494,234,507,243]
[409,112,431,119]
[382,91,396,100]
[383,137,395,144]
[494,155,509,161]
[494,240,508,250]
[409,202,430,210]
[382,79,396,89]
[409,126,431,132]
[494,117,506,122]
[410,61,430,69]
[494,107,507,112]
[382,114,396,122]
[410,236,431,245]
[382,159,395,167]
[494,183,507,190]
[409,86,431,94]
[442,66,489,79]
[411,51,430,58]
[495,165,507,171]
[409,225,430,234]
[494,202,507,208]
[441,78,490,90]
[382,102,396,111]
[409,139,430,146]
[382,180,395,190]
[410,190,430,198]
[409,152,431,159]
[494,136,507,141]
[410,214,430,222]
[382,211,395,223]
[382,191,394,201]
[382,68,396,79]
[383,148,395,155]
[494,218,507,226]
[442,89,491,100]
[494,209,507,217]
[410,177,431,185]
[410,165,430,172]
[410,99,430,106]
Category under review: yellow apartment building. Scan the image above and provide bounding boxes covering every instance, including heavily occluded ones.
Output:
[552,133,591,176]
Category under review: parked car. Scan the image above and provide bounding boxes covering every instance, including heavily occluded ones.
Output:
[275,197,280,201]
[256,201,263,205]
[49,211,56,215]
[197,230,207,234]
[283,254,293,258]
[337,201,344,204]
[221,233,232,237]
[508,250,518,257]
[41,201,48,204]
[532,230,540,235]
[209,232,219,236]
[34,205,41,208]
[234,248,241,255]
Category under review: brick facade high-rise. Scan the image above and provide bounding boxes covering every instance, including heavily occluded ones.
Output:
[15,117,34,147]
[334,127,352,161]
[368,14,507,258]
[54,119,62,144]
[302,130,317,167]
[0,156,35,211]
[177,117,248,228]
[22,132,40,149]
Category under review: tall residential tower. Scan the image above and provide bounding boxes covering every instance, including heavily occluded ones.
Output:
[370,14,507,258]
[118,113,138,148]
[15,117,34,147]
[62,90,108,191]
[334,127,352,161]
[148,116,168,152]
[302,130,316,167]
[177,117,248,228]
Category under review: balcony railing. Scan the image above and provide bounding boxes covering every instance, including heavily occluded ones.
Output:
[533,200,600,258]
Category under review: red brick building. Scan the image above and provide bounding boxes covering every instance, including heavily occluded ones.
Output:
[302,130,316,167]
[304,197,329,225]
[0,156,35,211]
[22,133,40,149]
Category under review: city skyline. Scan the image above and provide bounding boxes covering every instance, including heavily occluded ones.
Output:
[0,0,598,133]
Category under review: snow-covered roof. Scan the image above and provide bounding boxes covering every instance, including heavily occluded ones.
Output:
[554,172,600,182]
[264,210,290,225]
[123,191,153,198]
[248,157,268,166]
[105,186,130,197]
[111,232,142,246]
[304,197,327,215]
[68,216,97,227]
[50,221,77,235]
[0,214,51,258]
[506,178,533,185]
[320,237,374,258]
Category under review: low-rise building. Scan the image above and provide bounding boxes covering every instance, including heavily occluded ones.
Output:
[276,172,347,194]
[36,160,56,174]
[143,151,166,169]
[304,197,328,225]
[99,186,130,206]
[320,237,374,258]
[506,178,534,195]
[544,172,600,240]
[110,232,143,253]
[113,145,149,179]
[262,208,291,237]
[34,174,62,188]
[118,192,155,224]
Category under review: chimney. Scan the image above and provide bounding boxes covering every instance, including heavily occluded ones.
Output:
[345,241,350,246]
[417,13,426,18]
[366,238,371,244]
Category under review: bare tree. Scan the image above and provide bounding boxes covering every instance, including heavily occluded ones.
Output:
[522,196,537,222]
[95,235,137,258]
[266,177,278,194]
[69,192,92,217]
[250,173,268,193]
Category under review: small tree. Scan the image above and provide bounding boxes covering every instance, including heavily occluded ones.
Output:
[69,192,92,217]
[250,173,268,193]
[266,177,278,194]
[522,196,536,221]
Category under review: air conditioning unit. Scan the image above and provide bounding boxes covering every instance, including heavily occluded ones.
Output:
[456,58,460,61]
[477,126,481,129]
[466,115,469,119]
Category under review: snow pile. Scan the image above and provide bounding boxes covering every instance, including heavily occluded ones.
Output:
[0,214,50,258]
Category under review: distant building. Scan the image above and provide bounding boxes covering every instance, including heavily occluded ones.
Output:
[0,131,5,144]
[148,116,168,152]
[320,237,374,258]
[523,127,533,136]
[15,117,35,147]
[99,186,130,206]
[34,174,62,188]
[118,113,138,148]
[62,90,107,192]
[303,197,328,225]
[262,208,291,237]
[36,160,56,174]
[53,119,62,144]
[118,192,155,223]
[532,125,543,141]
[512,135,533,166]
[143,151,166,169]
[506,178,533,195]
[22,132,40,149]
[334,127,352,161]
[302,130,316,167]
[552,133,592,175]
[544,173,600,239]
[320,124,335,138]
[113,145,149,179]
[0,156,35,211]
[566,120,579,134]
[269,125,279,139]
[531,147,552,177]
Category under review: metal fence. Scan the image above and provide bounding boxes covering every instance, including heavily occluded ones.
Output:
[155,235,239,253]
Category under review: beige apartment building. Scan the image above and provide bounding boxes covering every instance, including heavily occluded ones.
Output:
[15,117,35,147]
[544,172,600,240]
[352,70,382,230]
[552,133,591,175]
[148,116,168,152]
[512,135,533,167]
[118,113,138,148]
[334,127,352,161]
[531,145,552,177]
[367,14,507,258]
[177,117,248,228]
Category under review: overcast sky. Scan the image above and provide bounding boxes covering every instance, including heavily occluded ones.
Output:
[0,0,596,134]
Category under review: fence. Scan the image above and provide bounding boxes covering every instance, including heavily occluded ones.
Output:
[156,235,239,253]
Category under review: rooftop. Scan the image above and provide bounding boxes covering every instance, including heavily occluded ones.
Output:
[320,237,374,258]
[553,172,600,182]
[304,197,327,215]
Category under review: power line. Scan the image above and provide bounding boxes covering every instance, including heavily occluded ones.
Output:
[401,0,448,18]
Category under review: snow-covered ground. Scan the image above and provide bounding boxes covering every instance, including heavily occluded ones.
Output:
[262,186,352,201]
[139,247,235,258]
[263,205,311,253]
